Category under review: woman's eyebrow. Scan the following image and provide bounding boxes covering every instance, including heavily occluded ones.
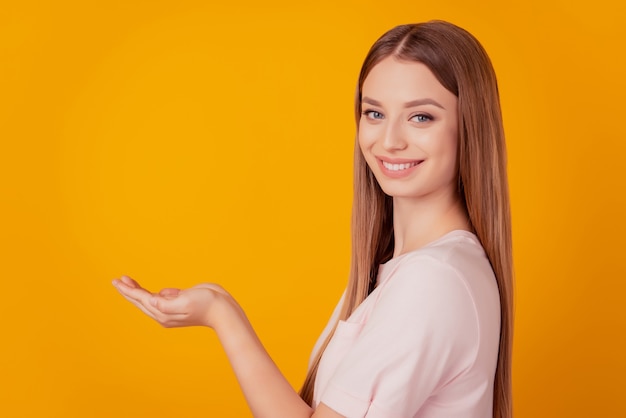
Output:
[362,97,383,107]
[362,96,445,110]
[404,98,445,110]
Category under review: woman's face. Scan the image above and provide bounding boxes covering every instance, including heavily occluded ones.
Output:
[358,57,459,201]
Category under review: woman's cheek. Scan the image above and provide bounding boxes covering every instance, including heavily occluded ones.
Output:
[358,125,378,151]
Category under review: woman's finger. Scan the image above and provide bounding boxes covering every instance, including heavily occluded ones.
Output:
[114,280,152,301]
[120,275,141,289]
[150,294,190,315]
[159,288,181,298]
[119,292,185,325]
[117,292,158,320]
[114,281,164,319]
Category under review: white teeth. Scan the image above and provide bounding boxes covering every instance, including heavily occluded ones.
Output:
[382,161,419,171]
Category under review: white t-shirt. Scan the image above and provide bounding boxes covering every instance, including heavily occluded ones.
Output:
[310,230,501,418]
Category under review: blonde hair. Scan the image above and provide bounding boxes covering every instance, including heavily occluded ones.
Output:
[300,20,514,418]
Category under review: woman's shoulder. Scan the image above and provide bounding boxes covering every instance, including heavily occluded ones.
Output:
[378,229,500,322]
[381,230,492,283]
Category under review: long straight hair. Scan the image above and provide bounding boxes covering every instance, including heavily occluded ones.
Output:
[300,20,514,418]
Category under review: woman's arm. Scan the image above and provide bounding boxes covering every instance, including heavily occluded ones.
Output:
[112,276,341,418]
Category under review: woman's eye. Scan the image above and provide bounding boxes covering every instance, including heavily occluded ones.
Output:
[411,114,433,123]
[363,110,384,120]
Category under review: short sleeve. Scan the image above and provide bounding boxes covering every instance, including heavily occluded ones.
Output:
[318,255,481,418]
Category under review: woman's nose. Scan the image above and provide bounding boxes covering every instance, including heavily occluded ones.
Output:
[382,120,408,151]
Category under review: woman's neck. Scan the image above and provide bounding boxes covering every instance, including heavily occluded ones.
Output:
[392,188,471,258]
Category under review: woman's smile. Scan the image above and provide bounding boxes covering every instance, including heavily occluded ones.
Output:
[377,157,424,178]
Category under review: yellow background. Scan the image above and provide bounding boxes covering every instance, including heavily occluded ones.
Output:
[1,0,625,416]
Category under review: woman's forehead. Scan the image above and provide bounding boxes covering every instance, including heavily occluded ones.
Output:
[362,57,457,108]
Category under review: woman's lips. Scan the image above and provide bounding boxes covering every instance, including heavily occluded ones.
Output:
[377,158,424,178]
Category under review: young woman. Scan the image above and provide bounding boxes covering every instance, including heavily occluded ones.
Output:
[113,20,513,418]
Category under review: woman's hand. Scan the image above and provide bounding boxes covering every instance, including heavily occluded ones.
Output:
[112,275,232,329]
[112,275,331,418]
